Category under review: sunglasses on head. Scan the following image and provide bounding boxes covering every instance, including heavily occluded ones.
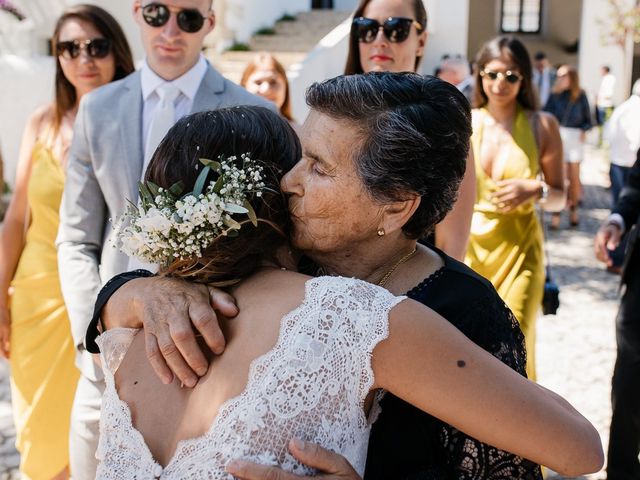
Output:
[56,38,111,59]
[353,16,423,44]
[480,69,523,84]
[141,2,207,33]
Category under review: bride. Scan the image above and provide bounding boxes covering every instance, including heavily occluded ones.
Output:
[95,105,602,479]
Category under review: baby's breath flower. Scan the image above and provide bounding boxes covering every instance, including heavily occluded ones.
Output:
[111,154,267,266]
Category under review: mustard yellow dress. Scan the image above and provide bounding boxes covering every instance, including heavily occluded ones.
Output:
[465,106,545,380]
[9,138,79,479]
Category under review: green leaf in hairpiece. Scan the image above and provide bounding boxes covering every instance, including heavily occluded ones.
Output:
[146,181,161,198]
[243,199,258,227]
[200,157,222,173]
[168,181,185,197]
[192,165,211,197]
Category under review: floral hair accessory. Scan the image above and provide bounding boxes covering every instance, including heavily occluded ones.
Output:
[112,154,266,266]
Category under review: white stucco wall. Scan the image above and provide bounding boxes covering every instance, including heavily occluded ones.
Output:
[223,0,311,44]
[0,56,55,188]
[288,17,351,122]
[333,0,358,10]
[579,0,632,106]
[418,0,469,76]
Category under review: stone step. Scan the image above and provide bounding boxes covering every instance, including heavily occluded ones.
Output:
[210,9,351,84]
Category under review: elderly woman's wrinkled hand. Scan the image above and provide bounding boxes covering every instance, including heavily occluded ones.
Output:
[491,178,541,213]
[104,276,238,387]
[226,439,361,480]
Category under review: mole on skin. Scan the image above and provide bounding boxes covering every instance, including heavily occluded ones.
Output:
[457,360,466,368]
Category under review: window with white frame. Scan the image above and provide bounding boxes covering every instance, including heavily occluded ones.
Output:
[501,0,542,34]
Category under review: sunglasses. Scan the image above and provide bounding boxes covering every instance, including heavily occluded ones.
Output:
[141,2,207,33]
[480,69,523,84]
[353,16,423,44]
[56,38,111,60]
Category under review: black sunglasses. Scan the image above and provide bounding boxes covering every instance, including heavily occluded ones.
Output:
[141,2,207,33]
[353,16,423,44]
[480,69,523,84]
[56,38,111,60]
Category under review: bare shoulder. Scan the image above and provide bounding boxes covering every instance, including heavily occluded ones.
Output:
[26,103,55,136]
[231,269,312,316]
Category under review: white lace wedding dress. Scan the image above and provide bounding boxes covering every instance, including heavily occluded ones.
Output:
[95,276,405,479]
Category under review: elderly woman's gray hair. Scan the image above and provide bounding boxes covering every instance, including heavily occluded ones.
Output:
[305,72,471,239]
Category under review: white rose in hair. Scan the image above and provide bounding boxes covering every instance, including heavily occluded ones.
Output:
[136,208,173,236]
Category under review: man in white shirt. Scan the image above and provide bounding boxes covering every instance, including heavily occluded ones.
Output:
[533,51,556,107]
[603,79,640,269]
[597,65,616,125]
[56,1,273,477]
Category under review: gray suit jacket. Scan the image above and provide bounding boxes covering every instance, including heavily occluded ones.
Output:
[57,65,275,379]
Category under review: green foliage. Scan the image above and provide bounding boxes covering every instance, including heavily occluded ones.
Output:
[278,13,296,22]
[227,42,250,52]
[255,27,276,35]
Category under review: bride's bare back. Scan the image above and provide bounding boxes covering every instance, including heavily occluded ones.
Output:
[114,269,311,467]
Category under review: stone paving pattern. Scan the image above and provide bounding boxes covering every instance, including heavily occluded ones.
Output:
[0,147,620,478]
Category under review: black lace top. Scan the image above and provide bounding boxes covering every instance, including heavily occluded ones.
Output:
[364,247,543,480]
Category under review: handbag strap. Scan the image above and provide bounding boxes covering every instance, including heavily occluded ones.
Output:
[531,111,554,277]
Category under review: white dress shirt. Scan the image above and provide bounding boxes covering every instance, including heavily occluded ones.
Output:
[140,54,208,161]
[597,73,616,108]
[604,94,640,168]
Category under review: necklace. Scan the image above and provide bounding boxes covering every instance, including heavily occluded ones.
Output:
[376,247,417,287]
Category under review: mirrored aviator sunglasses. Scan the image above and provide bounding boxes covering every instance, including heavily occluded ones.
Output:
[353,16,422,44]
[142,2,206,33]
[480,69,523,84]
[56,38,111,59]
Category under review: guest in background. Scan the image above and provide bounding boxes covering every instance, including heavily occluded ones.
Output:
[532,51,556,107]
[0,5,134,479]
[602,79,640,271]
[437,55,473,104]
[544,64,592,228]
[594,152,640,480]
[241,52,297,127]
[344,0,475,261]
[596,65,616,128]
[465,36,565,381]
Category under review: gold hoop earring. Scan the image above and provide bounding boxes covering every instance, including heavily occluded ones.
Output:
[377,228,385,237]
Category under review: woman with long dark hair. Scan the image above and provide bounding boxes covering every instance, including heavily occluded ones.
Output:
[544,64,592,228]
[465,36,565,381]
[0,5,133,478]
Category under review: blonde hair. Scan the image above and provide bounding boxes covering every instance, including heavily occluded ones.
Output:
[556,65,582,103]
[240,53,294,122]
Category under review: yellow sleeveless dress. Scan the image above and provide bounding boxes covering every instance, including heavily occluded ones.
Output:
[9,139,79,479]
[465,106,545,381]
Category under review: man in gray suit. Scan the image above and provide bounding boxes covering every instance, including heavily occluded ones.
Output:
[57,1,274,477]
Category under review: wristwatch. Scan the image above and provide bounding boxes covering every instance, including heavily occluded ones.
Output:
[538,181,549,201]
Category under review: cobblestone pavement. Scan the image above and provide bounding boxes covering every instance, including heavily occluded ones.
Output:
[0,148,621,478]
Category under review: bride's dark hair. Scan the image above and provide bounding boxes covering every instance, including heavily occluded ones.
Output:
[145,106,301,285]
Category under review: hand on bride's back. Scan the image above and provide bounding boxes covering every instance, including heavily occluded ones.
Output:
[102,276,238,387]
[226,439,361,480]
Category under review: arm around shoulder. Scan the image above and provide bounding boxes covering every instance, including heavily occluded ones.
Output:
[371,298,603,477]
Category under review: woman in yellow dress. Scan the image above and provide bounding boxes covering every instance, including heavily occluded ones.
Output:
[0,5,133,479]
[465,36,565,380]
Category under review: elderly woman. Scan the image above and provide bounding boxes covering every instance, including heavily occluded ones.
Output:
[344,0,475,261]
[91,73,552,479]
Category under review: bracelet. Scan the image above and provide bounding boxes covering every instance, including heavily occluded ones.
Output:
[538,181,549,202]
